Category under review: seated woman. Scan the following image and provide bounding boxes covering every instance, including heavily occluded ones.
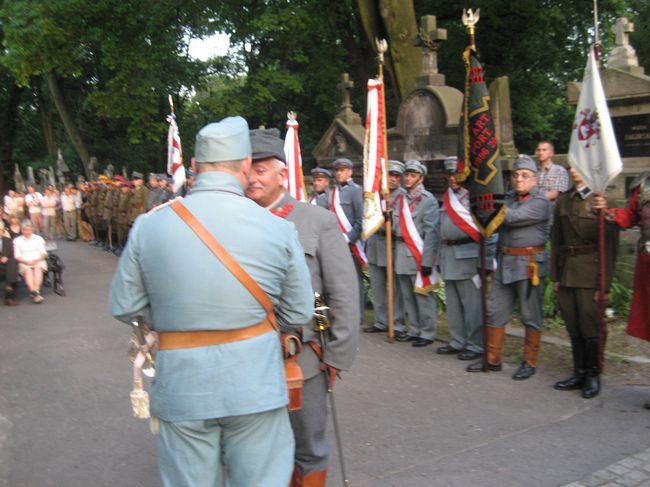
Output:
[13,220,48,303]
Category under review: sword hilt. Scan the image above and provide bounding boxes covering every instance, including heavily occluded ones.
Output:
[313,292,330,332]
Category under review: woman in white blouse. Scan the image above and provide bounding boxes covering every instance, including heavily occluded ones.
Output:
[13,220,48,303]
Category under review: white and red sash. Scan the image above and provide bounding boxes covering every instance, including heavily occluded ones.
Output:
[331,186,367,267]
[443,188,481,243]
[398,194,436,294]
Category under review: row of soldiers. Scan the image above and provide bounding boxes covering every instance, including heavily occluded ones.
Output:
[84,172,194,254]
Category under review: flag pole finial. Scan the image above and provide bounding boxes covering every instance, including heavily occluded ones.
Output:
[375,38,388,66]
[168,95,175,115]
[462,8,480,49]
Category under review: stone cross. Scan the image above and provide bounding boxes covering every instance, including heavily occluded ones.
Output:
[415,15,447,75]
[338,73,354,110]
[614,17,634,46]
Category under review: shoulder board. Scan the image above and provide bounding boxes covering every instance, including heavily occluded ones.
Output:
[145,196,183,215]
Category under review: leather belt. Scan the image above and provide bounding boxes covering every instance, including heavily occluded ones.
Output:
[443,237,475,246]
[499,245,545,256]
[158,318,273,350]
[559,244,597,256]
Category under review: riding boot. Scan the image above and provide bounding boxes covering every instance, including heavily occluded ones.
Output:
[554,336,586,390]
[290,468,327,487]
[466,326,505,372]
[513,327,542,380]
[582,337,601,399]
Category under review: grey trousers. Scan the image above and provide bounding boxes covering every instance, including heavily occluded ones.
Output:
[488,278,544,330]
[42,215,55,239]
[368,263,405,332]
[352,254,365,325]
[63,211,77,239]
[290,372,329,476]
[446,278,483,353]
[398,273,437,340]
[158,407,294,487]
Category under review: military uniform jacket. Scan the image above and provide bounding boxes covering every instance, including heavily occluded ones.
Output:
[333,179,363,243]
[273,193,359,379]
[438,187,497,280]
[102,188,115,221]
[130,185,149,224]
[366,187,405,267]
[496,186,551,285]
[310,188,330,210]
[146,187,160,211]
[550,187,619,290]
[117,190,133,226]
[109,172,314,422]
[392,184,439,275]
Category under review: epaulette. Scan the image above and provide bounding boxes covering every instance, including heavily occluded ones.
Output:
[145,196,184,215]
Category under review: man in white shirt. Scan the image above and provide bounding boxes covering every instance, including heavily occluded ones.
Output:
[24,186,43,234]
[60,185,77,240]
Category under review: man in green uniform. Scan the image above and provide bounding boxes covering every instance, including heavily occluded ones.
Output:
[130,171,149,225]
[115,181,133,256]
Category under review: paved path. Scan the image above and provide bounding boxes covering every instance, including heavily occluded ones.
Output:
[0,240,649,486]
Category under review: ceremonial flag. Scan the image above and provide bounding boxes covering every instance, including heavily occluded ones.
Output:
[568,47,622,193]
[167,114,186,194]
[361,78,388,240]
[458,47,505,238]
[284,114,306,201]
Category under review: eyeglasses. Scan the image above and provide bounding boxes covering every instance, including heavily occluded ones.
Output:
[511,172,536,181]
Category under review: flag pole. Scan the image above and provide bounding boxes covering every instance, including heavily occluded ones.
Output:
[376,38,395,343]
[593,1,607,372]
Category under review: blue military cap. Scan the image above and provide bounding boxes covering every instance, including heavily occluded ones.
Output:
[195,116,251,163]
[443,156,458,174]
[311,167,332,178]
[388,160,405,175]
[332,158,353,169]
[404,160,428,176]
[250,128,286,164]
[131,171,144,180]
[513,154,538,174]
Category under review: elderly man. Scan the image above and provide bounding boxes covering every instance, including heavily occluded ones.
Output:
[393,160,439,347]
[364,160,407,338]
[246,128,359,486]
[110,116,314,487]
[551,167,619,399]
[467,155,552,379]
[436,157,496,361]
[309,167,331,209]
[535,140,569,202]
[330,157,366,325]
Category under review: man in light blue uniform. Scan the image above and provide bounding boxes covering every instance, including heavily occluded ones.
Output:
[364,160,406,338]
[109,116,314,487]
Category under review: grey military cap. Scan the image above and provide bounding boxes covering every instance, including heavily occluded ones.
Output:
[443,156,458,174]
[311,167,332,178]
[404,160,428,176]
[512,154,538,174]
[131,171,144,180]
[195,116,252,163]
[388,160,405,175]
[332,158,353,169]
[250,128,286,164]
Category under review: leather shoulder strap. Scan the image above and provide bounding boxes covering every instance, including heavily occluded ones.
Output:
[170,200,277,330]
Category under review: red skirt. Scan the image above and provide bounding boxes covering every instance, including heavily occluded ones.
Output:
[627,251,650,342]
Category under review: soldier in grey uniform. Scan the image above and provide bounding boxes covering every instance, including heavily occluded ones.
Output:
[308,167,331,209]
[145,173,160,211]
[363,160,406,338]
[436,157,496,361]
[157,174,171,206]
[393,160,439,347]
[110,117,314,487]
[467,155,552,379]
[246,128,359,486]
[331,158,365,325]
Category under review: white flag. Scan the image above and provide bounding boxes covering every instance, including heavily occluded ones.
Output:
[568,47,622,193]
[167,114,186,194]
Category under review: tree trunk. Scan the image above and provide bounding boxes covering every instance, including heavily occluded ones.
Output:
[36,87,58,159]
[46,71,91,179]
[0,82,23,194]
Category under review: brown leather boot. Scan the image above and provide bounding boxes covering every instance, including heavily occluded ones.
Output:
[289,468,327,487]
[466,326,505,372]
[513,328,542,380]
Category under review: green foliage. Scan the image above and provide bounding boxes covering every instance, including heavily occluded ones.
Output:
[608,277,632,317]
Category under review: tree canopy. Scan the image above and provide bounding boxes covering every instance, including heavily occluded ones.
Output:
[0,0,647,192]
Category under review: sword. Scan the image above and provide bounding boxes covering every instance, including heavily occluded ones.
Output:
[313,293,349,486]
